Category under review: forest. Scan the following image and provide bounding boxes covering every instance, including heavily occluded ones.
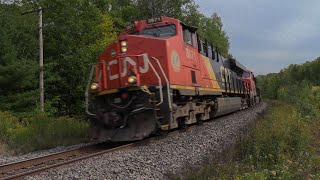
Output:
[257,57,320,117]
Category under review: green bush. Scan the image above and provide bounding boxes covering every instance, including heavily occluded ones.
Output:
[238,102,318,179]
[182,102,320,180]
[0,111,22,140]
[0,111,89,154]
[246,103,309,165]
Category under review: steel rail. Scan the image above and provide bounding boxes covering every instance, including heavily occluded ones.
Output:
[0,143,132,180]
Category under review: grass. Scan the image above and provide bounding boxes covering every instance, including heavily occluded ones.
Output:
[178,101,320,180]
[0,140,7,155]
[0,111,89,154]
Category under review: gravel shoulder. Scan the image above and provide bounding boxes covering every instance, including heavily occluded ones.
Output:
[24,102,267,180]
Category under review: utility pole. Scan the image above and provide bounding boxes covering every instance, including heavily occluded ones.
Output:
[150,0,154,17]
[39,7,44,112]
[22,7,44,112]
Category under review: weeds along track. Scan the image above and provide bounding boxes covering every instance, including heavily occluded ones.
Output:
[0,142,134,180]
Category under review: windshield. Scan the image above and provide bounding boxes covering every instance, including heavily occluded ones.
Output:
[243,72,251,78]
[141,24,176,38]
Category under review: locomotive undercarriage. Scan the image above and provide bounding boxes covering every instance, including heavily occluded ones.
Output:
[89,88,160,142]
[88,86,251,142]
[169,92,249,130]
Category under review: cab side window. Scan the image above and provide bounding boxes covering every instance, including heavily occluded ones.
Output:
[183,28,192,45]
[208,43,216,61]
[198,36,207,55]
[182,25,198,48]
[197,36,217,61]
[202,40,208,56]
[212,50,216,61]
[208,45,212,59]
[191,33,197,48]
[198,39,203,54]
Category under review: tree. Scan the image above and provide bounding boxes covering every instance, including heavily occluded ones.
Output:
[198,13,230,57]
[257,57,320,117]
[0,3,38,112]
[36,0,116,116]
[0,0,116,116]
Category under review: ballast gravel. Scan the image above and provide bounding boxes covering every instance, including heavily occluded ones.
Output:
[25,102,267,180]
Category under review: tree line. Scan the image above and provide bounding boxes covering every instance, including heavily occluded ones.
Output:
[257,57,320,117]
[0,0,231,117]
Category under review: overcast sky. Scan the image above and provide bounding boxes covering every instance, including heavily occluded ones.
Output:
[194,0,320,75]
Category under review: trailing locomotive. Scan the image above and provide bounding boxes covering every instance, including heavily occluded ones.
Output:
[85,16,261,142]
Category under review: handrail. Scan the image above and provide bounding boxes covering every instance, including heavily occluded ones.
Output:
[85,65,96,116]
[139,54,163,106]
[151,56,172,110]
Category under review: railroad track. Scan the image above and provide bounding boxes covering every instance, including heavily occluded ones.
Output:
[0,131,176,180]
[0,142,134,180]
[0,107,254,180]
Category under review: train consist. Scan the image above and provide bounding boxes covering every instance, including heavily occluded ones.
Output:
[85,16,261,142]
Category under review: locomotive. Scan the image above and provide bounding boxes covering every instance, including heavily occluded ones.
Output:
[85,16,261,142]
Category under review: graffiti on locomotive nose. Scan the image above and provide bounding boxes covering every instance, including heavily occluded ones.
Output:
[107,56,149,80]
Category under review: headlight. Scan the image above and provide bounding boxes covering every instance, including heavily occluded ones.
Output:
[128,76,137,84]
[121,46,128,53]
[120,40,128,53]
[120,41,127,46]
[90,83,99,90]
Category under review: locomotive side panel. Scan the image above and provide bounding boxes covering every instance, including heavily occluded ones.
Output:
[164,25,202,92]
[198,55,225,94]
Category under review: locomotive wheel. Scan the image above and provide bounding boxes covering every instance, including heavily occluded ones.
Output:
[157,129,169,136]
[178,117,188,129]
[196,114,204,125]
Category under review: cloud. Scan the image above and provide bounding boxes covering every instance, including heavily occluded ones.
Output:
[194,0,320,75]
[270,3,320,48]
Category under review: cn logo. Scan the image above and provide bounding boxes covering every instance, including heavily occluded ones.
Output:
[108,56,149,80]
